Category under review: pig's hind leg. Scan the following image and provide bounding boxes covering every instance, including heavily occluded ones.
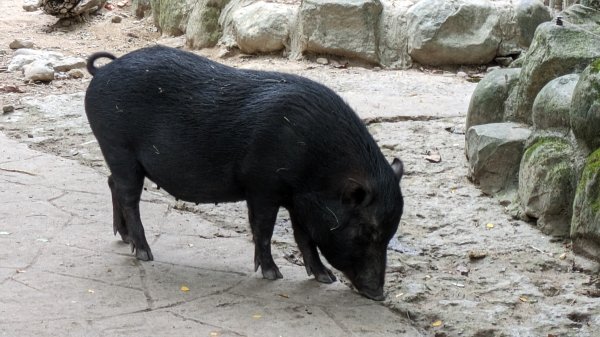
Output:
[107,163,154,261]
[290,211,336,283]
[108,175,129,242]
[247,197,283,280]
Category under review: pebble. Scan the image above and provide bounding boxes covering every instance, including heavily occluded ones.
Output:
[23,60,55,82]
[2,105,15,114]
[9,39,35,50]
[316,57,329,65]
[22,0,39,12]
[456,71,468,78]
[68,69,84,79]
[111,16,122,23]
[486,66,501,73]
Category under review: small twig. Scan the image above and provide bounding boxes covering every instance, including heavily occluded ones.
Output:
[0,167,37,176]
[529,245,546,254]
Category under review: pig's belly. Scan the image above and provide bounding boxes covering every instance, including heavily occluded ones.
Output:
[138,147,247,204]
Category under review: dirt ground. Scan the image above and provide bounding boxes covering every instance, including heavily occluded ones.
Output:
[1,2,599,337]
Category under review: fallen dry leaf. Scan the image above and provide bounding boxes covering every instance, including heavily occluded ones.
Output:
[486,223,494,229]
[519,296,529,302]
[252,314,262,319]
[432,320,443,327]
[425,149,442,163]
[180,285,190,292]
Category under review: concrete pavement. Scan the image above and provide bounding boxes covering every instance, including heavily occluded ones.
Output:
[0,133,422,337]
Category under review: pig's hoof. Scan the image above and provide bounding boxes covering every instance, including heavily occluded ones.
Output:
[131,243,154,261]
[262,267,283,280]
[314,269,337,284]
[135,248,154,261]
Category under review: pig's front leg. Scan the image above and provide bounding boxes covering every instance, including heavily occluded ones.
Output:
[290,210,336,284]
[247,198,283,280]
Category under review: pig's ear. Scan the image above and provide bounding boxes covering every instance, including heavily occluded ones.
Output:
[342,178,372,208]
[391,158,403,180]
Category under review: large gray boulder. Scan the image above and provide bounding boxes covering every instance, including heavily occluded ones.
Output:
[378,0,414,69]
[150,0,193,36]
[466,68,521,130]
[570,60,600,152]
[571,148,600,261]
[532,74,580,130]
[291,0,383,64]
[514,0,552,48]
[466,122,532,195]
[186,0,230,48]
[231,2,296,54]
[406,0,500,66]
[518,137,576,236]
[514,22,600,123]
[494,0,552,57]
[132,0,152,18]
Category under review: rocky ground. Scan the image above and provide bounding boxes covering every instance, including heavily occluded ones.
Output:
[1,2,599,337]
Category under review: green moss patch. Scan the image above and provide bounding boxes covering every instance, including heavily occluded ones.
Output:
[523,137,569,163]
[576,149,600,213]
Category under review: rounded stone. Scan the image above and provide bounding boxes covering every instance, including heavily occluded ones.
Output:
[518,137,575,236]
[570,59,600,151]
[9,39,35,50]
[532,74,579,130]
[466,68,521,130]
[571,148,600,260]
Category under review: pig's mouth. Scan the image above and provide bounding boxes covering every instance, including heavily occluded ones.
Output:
[344,271,385,301]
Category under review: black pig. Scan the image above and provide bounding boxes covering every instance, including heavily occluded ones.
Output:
[84,46,404,300]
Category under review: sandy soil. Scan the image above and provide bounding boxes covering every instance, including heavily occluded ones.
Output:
[1,2,599,336]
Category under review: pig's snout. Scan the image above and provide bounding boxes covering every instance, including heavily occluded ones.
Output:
[344,267,386,301]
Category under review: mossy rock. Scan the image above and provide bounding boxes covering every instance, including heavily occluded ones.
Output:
[571,148,600,261]
[532,74,580,130]
[519,137,576,236]
[150,0,193,36]
[466,122,531,195]
[514,22,600,124]
[466,68,521,130]
[186,0,228,49]
[570,59,600,151]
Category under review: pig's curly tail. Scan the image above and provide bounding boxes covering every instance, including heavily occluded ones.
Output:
[86,51,116,76]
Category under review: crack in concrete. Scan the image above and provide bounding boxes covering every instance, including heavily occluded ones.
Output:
[363,115,456,125]
[0,243,45,286]
[8,276,42,291]
[41,269,143,292]
[136,260,155,310]
[321,307,357,337]
[0,177,27,186]
[168,311,247,336]
[151,260,249,277]
[0,154,44,165]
